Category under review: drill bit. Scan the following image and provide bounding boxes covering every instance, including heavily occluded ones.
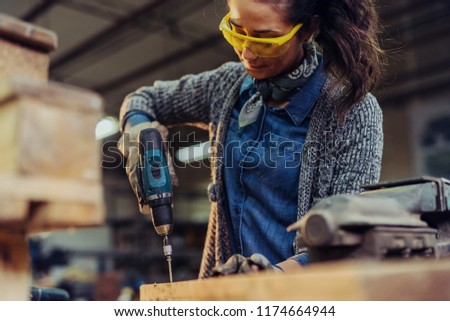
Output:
[162,236,173,283]
[167,256,173,283]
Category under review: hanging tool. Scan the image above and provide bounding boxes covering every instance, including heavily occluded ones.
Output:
[138,128,174,283]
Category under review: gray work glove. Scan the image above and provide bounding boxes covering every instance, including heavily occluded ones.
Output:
[117,121,178,214]
[211,253,281,276]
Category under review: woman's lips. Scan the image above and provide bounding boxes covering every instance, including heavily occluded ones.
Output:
[247,64,266,70]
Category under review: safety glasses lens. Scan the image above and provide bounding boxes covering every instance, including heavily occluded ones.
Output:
[221,29,291,57]
[219,13,301,57]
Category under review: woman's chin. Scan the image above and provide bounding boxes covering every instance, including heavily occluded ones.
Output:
[245,66,271,79]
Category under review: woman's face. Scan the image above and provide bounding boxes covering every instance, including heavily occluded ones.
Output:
[228,0,305,79]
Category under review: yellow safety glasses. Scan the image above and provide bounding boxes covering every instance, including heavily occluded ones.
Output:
[219,13,303,58]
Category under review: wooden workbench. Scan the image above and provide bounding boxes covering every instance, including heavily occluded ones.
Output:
[141,259,450,301]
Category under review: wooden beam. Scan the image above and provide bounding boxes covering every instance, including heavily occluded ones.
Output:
[0,174,105,232]
[141,259,450,301]
[0,13,57,52]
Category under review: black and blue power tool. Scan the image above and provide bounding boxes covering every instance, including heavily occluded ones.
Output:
[138,128,174,282]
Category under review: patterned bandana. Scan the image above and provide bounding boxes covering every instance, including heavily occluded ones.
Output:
[238,41,320,128]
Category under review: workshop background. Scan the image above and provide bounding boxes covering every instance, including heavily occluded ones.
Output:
[0,0,449,300]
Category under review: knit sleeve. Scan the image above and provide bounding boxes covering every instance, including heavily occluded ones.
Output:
[119,62,242,130]
[331,93,384,195]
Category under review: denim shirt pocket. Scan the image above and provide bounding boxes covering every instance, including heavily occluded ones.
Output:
[254,133,303,194]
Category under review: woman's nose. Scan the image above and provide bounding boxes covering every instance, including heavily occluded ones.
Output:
[242,46,257,61]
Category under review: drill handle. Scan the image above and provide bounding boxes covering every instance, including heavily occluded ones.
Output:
[138,128,174,235]
[138,128,173,201]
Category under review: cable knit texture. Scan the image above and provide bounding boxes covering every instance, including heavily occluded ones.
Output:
[119,61,384,279]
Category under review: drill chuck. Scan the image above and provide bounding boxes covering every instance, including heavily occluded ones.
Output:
[151,204,174,236]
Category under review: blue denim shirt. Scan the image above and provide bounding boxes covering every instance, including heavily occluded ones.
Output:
[223,65,327,265]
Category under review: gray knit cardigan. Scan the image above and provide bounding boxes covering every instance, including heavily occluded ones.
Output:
[119,61,384,279]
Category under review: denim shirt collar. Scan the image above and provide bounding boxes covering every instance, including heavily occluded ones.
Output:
[241,61,327,126]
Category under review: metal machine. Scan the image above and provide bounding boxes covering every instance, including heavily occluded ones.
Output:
[294,177,450,262]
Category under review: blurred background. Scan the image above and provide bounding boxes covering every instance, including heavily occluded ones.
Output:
[0,0,449,300]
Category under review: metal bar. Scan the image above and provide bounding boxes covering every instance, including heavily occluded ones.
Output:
[93,33,223,94]
[379,0,445,24]
[384,7,450,42]
[50,0,167,71]
[21,0,59,22]
[378,76,450,106]
[50,0,212,77]
[59,1,125,21]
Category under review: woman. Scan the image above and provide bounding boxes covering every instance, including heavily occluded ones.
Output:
[118,0,384,279]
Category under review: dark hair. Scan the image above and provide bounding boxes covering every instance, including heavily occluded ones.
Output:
[262,0,385,123]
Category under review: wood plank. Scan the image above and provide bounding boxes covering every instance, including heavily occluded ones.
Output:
[0,174,105,232]
[0,174,103,204]
[140,259,450,301]
[27,201,105,234]
[0,13,57,52]
[0,76,103,113]
[0,199,104,234]
[0,229,30,300]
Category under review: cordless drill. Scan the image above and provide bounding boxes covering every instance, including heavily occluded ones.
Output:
[138,128,174,283]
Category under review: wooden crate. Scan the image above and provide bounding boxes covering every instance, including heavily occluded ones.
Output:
[0,13,57,80]
[140,259,450,301]
[0,229,30,300]
[0,76,105,233]
[0,76,103,180]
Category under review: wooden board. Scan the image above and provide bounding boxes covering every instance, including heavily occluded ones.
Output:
[0,174,105,233]
[0,229,30,300]
[140,259,450,301]
[0,13,57,81]
[0,76,103,112]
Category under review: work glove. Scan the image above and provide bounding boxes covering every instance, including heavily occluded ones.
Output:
[211,253,282,277]
[117,121,178,214]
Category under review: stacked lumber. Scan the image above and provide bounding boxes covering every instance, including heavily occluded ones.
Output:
[0,13,104,300]
[0,76,104,233]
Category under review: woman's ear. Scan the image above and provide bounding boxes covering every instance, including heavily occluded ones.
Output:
[300,15,321,42]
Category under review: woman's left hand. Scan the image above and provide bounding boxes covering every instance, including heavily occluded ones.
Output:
[211,253,279,276]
